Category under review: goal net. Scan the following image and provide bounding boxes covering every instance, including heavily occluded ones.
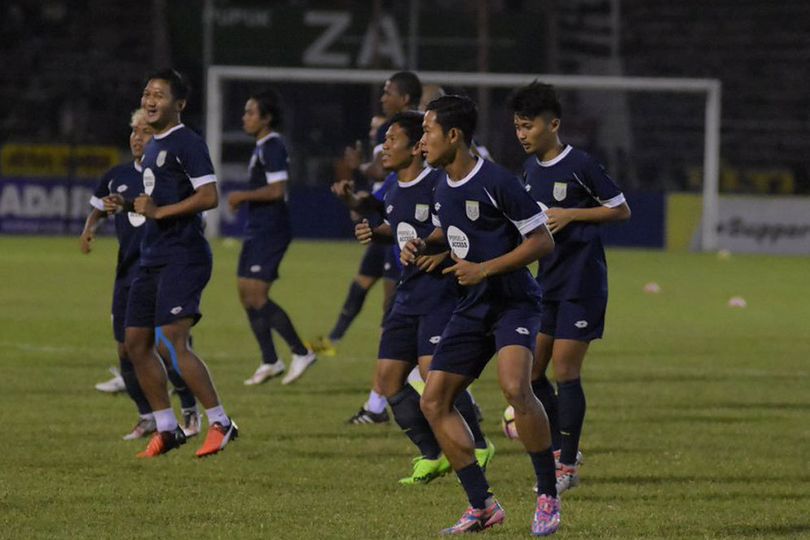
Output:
[205,66,721,250]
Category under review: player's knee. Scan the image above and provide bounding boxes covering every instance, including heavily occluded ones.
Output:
[419,393,441,421]
[500,379,533,410]
[554,364,581,382]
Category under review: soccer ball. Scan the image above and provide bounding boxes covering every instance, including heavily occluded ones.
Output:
[501,405,519,440]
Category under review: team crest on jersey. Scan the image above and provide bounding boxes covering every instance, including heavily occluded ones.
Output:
[156,150,167,167]
[553,182,567,201]
[414,204,429,222]
[465,200,480,221]
[116,184,127,193]
[142,168,156,195]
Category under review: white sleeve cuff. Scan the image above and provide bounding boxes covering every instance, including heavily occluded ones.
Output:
[511,211,548,236]
[89,196,105,211]
[190,174,217,189]
[265,170,288,184]
[601,193,626,208]
[432,214,442,227]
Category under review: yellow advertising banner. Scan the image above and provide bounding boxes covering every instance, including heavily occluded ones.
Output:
[0,144,121,179]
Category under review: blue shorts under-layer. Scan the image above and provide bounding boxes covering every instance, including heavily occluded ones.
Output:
[125,261,212,329]
[539,297,607,342]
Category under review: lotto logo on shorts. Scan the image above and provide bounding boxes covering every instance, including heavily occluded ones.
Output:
[515,327,529,335]
[170,306,183,315]
[429,336,441,344]
[250,265,261,273]
[575,320,589,329]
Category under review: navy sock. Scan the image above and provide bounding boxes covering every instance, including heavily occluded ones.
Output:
[120,356,151,415]
[246,306,279,364]
[558,378,586,465]
[166,365,196,410]
[455,390,488,449]
[532,375,561,451]
[529,447,558,498]
[329,281,368,341]
[389,385,441,459]
[262,300,308,356]
[456,463,492,509]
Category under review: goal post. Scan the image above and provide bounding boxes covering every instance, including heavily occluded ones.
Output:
[206,66,721,251]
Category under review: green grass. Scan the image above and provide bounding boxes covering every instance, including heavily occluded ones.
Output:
[1,236,808,539]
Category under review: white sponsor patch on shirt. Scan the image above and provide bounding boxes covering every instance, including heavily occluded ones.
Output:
[446,225,470,259]
[396,222,418,250]
[143,168,155,195]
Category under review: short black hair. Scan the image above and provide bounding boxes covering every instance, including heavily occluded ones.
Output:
[425,95,477,146]
[146,68,190,101]
[250,88,283,129]
[508,81,562,119]
[389,71,422,108]
[389,111,424,146]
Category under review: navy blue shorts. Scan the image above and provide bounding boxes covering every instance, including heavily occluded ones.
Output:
[359,243,399,280]
[430,302,541,379]
[539,297,606,342]
[111,279,130,343]
[237,234,290,282]
[125,261,212,329]
[378,302,455,364]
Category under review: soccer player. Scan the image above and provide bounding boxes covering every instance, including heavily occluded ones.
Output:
[80,108,200,440]
[401,95,560,535]
[312,71,423,367]
[509,82,631,494]
[353,111,493,484]
[112,69,236,458]
[227,89,317,386]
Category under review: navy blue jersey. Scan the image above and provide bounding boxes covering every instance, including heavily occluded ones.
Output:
[383,168,455,315]
[433,158,547,311]
[139,124,215,267]
[523,145,625,300]
[246,132,291,237]
[90,161,147,283]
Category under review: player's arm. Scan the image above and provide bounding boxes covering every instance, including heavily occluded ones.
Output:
[401,227,447,266]
[135,183,218,220]
[444,226,554,286]
[228,181,286,211]
[79,208,107,254]
[545,202,630,234]
[355,220,393,245]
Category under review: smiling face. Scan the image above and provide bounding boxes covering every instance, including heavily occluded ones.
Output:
[381,122,419,171]
[242,98,270,138]
[513,113,559,156]
[420,110,455,168]
[129,112,154,160]
[140,78,184,132]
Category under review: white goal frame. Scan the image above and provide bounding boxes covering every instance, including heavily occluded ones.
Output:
[206,66,721,251]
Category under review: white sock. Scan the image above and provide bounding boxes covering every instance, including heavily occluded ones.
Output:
[365,390,387,414]
[205,405,229,427]
[153,408,178,432]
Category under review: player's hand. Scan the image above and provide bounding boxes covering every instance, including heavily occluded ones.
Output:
[442,252,489,286]
[134,193,158,219]
[227,191,244,212]
[331,179,355,201]
[355,219,373,244]
[400,238,425,266]
[415,251,449,272]
[545,207,574,234]
[79,230,94,254]
[102,194,125,213]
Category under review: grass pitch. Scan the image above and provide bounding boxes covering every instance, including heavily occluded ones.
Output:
[0,236,808,539]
